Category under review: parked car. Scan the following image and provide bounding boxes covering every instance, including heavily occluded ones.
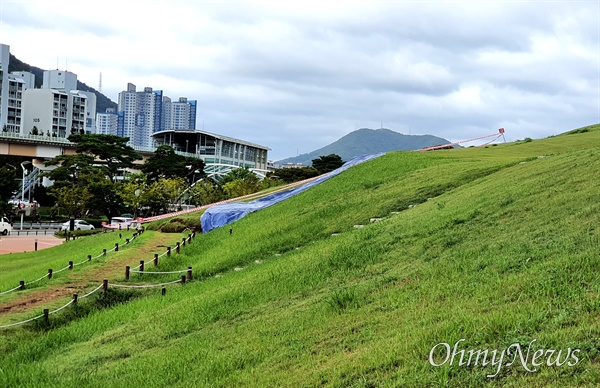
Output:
[61,219,95,231]
[0,217,12,235]
[103,217,139,230]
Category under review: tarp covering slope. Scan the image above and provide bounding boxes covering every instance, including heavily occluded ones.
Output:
[200,153,385,233]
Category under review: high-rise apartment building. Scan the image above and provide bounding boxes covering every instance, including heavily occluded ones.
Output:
[18,67,89,138]
[96,107,118,135]
[43,69,77,92]
[10,71,35,90]
[117,83,163,148]
[0,44,9,132]
[80,91,97,134]
[162,96,171,132]
[22,88,88,137]
[170,97,197,130]
[0,44,35,134]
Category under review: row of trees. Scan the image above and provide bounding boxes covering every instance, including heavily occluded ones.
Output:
[41,135,280,220]
[0,133,345,221]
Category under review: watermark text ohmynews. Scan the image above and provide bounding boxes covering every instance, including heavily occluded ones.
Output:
[429,339,580,378]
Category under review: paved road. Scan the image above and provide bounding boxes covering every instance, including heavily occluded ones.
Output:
[0,234,63,254]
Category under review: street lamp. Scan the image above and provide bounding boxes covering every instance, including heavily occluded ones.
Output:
[186,140,189,153]
[19,161,31,231]
[20,161,31,202]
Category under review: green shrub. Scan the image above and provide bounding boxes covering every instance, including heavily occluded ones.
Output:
[55,229,103,238]
[159,217,201,233]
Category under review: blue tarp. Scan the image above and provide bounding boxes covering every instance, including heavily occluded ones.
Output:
[200,153,385,233]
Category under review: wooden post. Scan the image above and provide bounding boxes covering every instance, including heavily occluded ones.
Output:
[125,266,130,280]
[73,293,78,306]
[69,261,73,270]
[181,275,186,284]
[103,279,108,293]
[35,239,38,251]
[119,233,122,239]
[48,269,53,279]
[140,260,145,272]
[43,308,49,324]
[167,247,171,257]
[103,248,107,256]
[162,287,166,296]
[115,243,119,251]
[154,253,158,267]
[19,280,25,290]
[182,237,186,247]
[176,242,180,254]
[126,238,130,244]
[187,267,193,281]
[88,254,92,261]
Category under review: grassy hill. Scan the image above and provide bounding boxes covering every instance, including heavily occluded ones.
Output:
[277,128,451,166]
[0,124,598,386]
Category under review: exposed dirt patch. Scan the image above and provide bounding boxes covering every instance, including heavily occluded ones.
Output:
[0,232,184,317]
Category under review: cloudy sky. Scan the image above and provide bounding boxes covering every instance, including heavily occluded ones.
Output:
[1,0,598,160]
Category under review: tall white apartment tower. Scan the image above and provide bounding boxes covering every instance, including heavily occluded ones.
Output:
[22,88,88,137]
[117,83,138,145]
[43,69,77,91]
[96,108,118,135]
[11,71,35,90]
[117,83,163,148]
[0,44,9,132]
[80,91,97,134]
[0,44,34,134]
[162,96,171,131]
[170,97,197,130]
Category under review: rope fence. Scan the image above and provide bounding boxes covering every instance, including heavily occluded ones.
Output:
[108,279,183,289]
[0,277,186,329]
[130,269,188,275]
[0,229,144,297]
[1,227,201,329]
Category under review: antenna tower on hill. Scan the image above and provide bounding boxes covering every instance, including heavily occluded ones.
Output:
[99,72,103,93]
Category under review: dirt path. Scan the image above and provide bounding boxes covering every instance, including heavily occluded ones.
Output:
[0,232,181,316]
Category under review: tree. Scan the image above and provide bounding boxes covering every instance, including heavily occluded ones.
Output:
[119,173,149,217]
[188,179,225,206]
[43,154,96,186]
[311,154,344,174]
[0,156,31,205]
[141,145,205,184]
[142,177,187,215]
[68,134,142,183]
[81,170,124,221]
[267,166,319,183]
[222,173,262,198]
[0,165,19,207]
[219,166,254,185]
[50,184,92,217]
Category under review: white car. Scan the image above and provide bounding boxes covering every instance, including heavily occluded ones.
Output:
[104,217,137,230]
[61,219,95,231]
[0,217,12,235]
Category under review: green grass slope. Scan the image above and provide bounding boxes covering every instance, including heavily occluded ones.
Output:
[0,125,599,387]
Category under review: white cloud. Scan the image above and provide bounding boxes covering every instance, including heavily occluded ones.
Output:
[0,0,598,160]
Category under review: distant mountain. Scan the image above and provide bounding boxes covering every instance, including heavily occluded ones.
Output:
[277,128,453,166]
[8,54,117,114]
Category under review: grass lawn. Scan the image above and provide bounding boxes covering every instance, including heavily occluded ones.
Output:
[0,124,598,387]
